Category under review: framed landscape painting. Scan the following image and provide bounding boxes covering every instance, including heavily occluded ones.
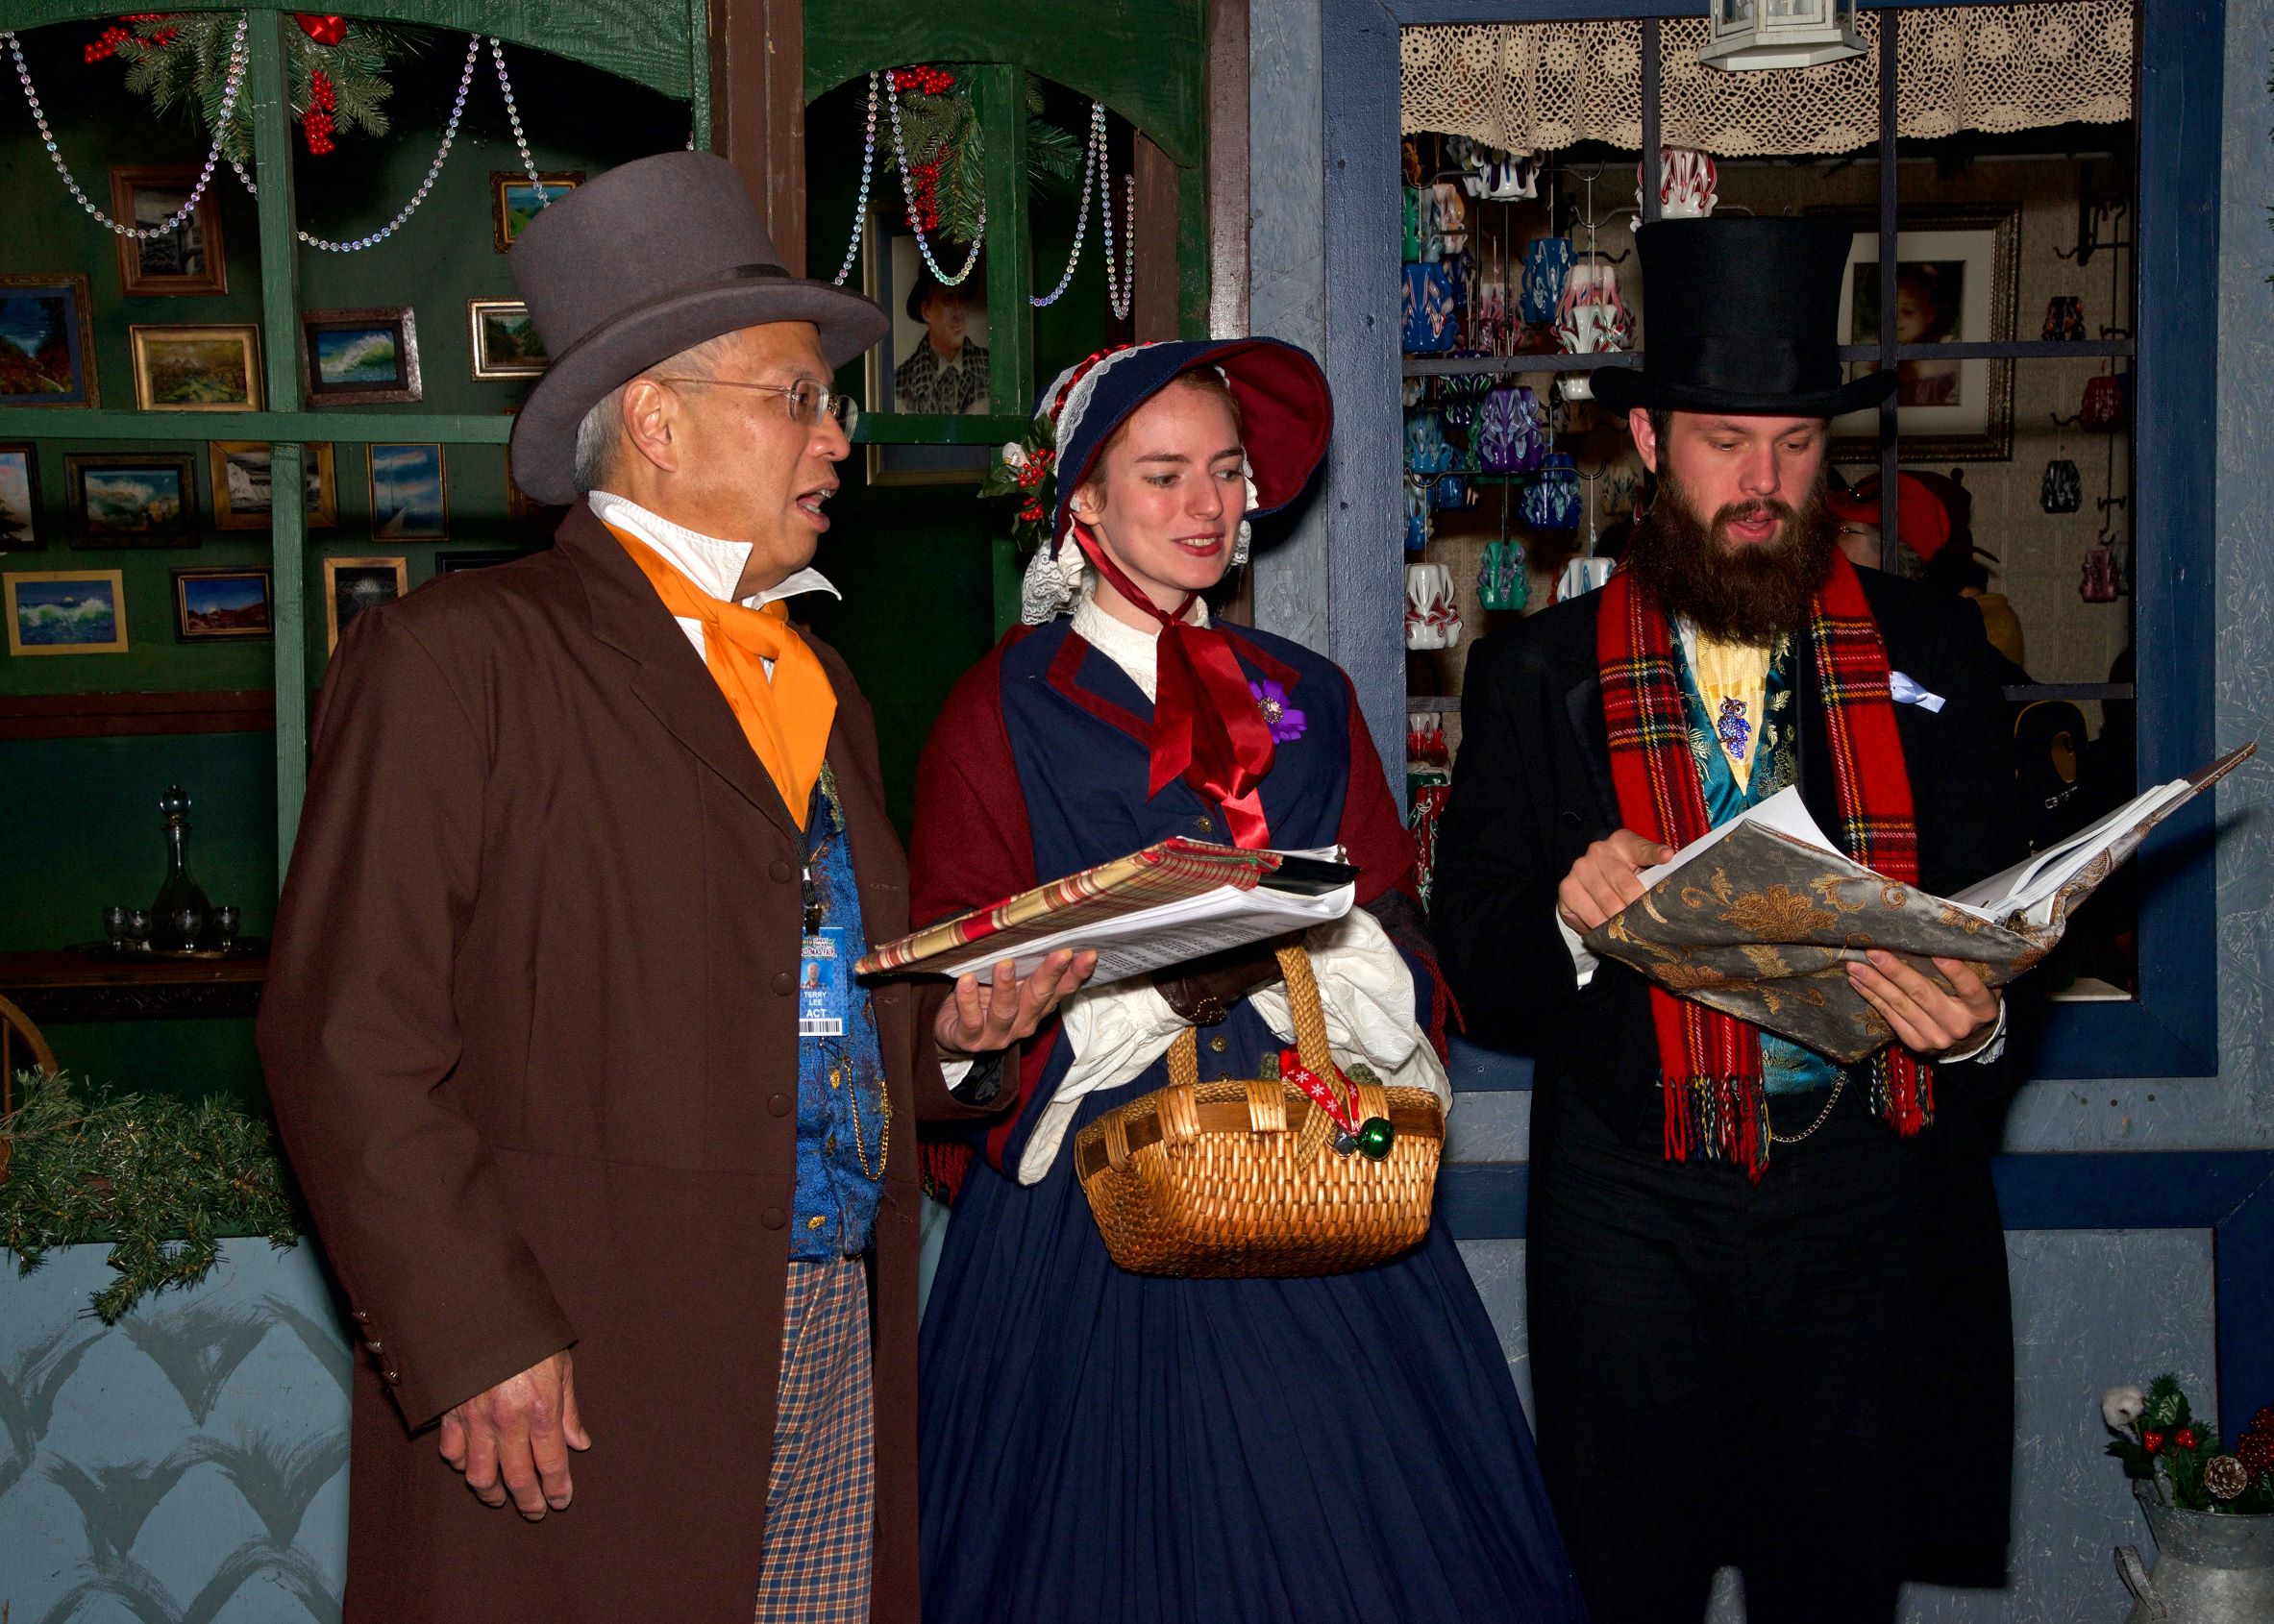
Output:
[0,274,98,406]
[324,555,408,651]
[469,299,549,379]
[6,569,127,655]
[209,441,338,530]
[491,170,583,251]
[110,165,228,295]
[368,443,447,539]
[173,567,272,640]
[66,452,197,547]
[130,324,263,411]
[0,444,40,551]
[302,307,423,405]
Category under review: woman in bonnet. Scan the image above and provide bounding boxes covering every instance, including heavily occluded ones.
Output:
[908,339,1583,1622]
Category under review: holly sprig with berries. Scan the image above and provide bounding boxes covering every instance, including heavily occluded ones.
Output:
[88,12,419,161]
[2103,1373,2274,1513]
[979,411,1060,550]
[887,64,1082,246]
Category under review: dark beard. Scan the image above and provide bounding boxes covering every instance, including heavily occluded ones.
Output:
[1624,467,1840,645]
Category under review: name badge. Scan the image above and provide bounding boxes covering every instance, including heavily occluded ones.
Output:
[800,927,849,1039]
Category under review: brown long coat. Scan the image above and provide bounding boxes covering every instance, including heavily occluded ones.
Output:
[258,504,986,1622]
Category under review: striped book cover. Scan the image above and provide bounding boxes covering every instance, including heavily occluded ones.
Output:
[854,838,1286,976]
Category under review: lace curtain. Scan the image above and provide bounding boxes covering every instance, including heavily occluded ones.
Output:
[1400,3,2132,158]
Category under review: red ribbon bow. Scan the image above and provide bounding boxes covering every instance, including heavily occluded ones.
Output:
[1071,526,1277,848]
[293,12,347,45]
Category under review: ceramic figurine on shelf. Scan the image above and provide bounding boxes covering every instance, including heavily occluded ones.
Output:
[1477,384,1545,474]
[1521,452,1582,532]
[1479,537,1530,612]
[1555,260,1633,357]
[1453,136,1542,202]
[1638,147,1719,219]
[1405,561,1463,651]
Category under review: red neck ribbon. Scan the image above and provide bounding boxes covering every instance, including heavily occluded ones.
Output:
[1072,525,1276,848]
[1596,548,1931,1177]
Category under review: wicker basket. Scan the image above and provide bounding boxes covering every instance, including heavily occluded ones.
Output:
[1073,947,1444,1277]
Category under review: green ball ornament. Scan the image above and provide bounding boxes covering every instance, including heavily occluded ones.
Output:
[1355,1116,1396,1160]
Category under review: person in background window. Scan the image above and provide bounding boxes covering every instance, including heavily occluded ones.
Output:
[1891,261,1962,406]
[894,275,990,415]
[1833,470,2029,677]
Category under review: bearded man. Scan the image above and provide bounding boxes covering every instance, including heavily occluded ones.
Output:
[1432,217,2025,1624]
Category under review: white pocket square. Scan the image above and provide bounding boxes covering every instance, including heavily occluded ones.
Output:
[1889,671,1946,713]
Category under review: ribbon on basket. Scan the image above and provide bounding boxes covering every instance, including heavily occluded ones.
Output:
[1278,1046,1396,1160]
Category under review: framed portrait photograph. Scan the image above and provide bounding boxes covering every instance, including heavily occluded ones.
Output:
[0,444,41,552]
[302,307,423,405]
[469,298,549,379]
[6,569,127,656]
[0,273,98,407]
[110,165,228,296]
[208,441,337,531]
[130,323,263,411]
[1817,204,2020,463]
[491,170,584,252]
[324,555,408,652]
[863,218,994,486]
[368,442,448,540]
[173,566,272,640]
[66,452,197,547]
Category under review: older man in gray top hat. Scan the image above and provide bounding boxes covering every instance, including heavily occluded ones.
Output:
[260,151,1090,1624]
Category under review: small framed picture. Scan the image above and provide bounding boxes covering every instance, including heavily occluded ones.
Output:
[110,165,228,296]
[129,323,263,411]
[469,298,549,380]
[6,568,128,655]
[506,455,568,535]
[861,217,994,485]
[302,307,422,405]
[208,441,337,531]
[368,443,448,540]
[324,555,408,652]
[0,273,99,407]
[436,548,535,574]
[0,444,41,552]
[66,452,197,547]
[491,170,583,252]
[173,566,272,641]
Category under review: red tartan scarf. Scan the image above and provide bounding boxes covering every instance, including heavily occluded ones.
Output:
[1596,547,1934,1176]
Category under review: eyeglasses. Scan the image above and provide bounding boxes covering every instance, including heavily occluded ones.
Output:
[648,376,859,433]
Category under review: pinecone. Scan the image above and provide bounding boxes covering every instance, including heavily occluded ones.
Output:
[2205,1454,2251,1502]
[2238,1406,2274,1480]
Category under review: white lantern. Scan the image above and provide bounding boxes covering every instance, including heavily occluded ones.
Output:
[1697,0,1865,71]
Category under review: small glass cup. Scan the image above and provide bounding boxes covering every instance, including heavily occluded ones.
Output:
[213,906,241,950]
[170,907,203,948]
[104,905,130,949]
[126,909,153,948]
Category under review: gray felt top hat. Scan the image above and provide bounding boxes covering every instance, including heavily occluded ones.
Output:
[507,151,890,505]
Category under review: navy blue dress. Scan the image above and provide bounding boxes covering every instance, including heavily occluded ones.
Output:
[909,618,1586,1624]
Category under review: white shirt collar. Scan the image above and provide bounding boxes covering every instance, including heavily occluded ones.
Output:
[1070,585,1209,703]
[587,491,840,611]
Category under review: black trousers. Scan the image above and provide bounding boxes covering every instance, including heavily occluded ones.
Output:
[1528,1084,1930,1624]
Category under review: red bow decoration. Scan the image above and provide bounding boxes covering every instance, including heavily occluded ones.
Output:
[1071,527,1278,849]
[293,12,348,45]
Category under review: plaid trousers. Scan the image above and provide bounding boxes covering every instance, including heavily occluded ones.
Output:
[754,1255,875,1623]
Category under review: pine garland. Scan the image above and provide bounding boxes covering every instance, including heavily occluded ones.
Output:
[1,1070,304,1324]
[95,12,420,162]
[892,68,1083,246]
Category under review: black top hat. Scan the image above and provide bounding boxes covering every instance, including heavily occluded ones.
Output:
[1593,216,1896,421]
[506,152,890,505]
[904,273,972,326]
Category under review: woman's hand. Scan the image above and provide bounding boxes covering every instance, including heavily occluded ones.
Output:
[933,948,1099,1060]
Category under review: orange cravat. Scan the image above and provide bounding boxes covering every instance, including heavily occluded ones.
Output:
[608,524,836,829]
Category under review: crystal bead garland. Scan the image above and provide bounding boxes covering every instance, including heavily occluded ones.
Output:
[828,71,880,287]
[886,68,983,285]
[230,32,485,253]
[3,13,250,239]
[1101,169,1135,321]
[490,36,547,190]
[1029,101,1107,308]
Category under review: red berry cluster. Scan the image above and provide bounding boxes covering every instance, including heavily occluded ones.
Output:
[87,13,176,59]
[906,158,941,234]
[301,67,336,155]
[1012,446,1055,525]
[889,64,954,96]
[2239,1407,2274,1481]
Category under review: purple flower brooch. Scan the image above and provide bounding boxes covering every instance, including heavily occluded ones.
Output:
[1250,677,1306,744]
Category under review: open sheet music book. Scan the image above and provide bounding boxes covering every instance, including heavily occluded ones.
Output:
[854,839,1359,986]
[1581,744,2254,1063]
